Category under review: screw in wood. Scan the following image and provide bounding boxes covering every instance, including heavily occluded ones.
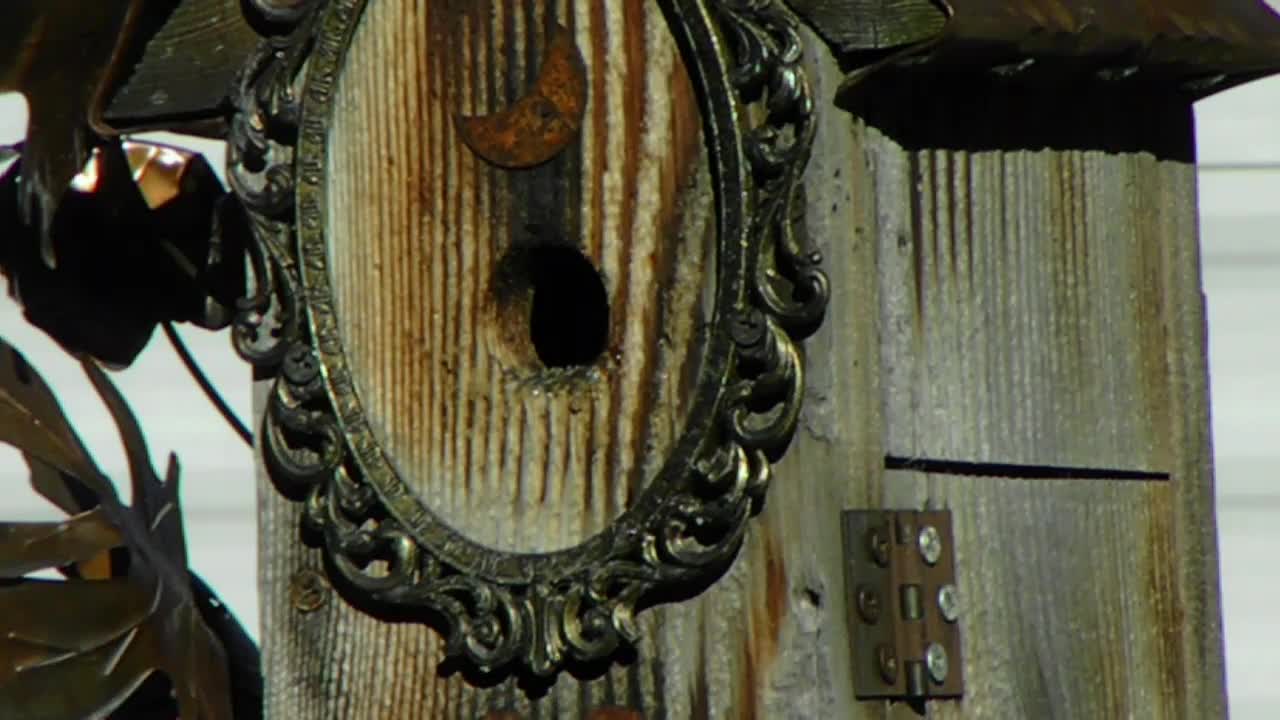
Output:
[918,525,943,566]
[868,527,890,567]
[876,644,899,684]
[938,584,960,623]
[856,585,881,624]
[290,568,329,613]
[925,643,949,684]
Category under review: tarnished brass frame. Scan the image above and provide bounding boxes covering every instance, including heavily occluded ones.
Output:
[230,0,828,675]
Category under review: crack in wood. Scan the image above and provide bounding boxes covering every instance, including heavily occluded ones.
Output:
[884,456,1170,482]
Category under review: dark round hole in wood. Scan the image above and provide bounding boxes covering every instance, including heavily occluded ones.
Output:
[526,246,608,369]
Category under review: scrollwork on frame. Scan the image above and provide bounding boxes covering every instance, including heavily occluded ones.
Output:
[230,0,829,676]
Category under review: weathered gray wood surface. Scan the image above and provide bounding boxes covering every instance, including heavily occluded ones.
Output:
[257,6,1226,718]
[863,78,1226,717]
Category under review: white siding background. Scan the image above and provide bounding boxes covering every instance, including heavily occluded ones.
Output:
[1,44,1279,718]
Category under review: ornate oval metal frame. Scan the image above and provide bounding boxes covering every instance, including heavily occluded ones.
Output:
[228,0,828,675]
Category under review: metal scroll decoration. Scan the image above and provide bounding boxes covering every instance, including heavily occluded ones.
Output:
[229,0,828,675]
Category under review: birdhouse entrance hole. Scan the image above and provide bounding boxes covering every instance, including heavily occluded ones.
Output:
[492,245,609,371]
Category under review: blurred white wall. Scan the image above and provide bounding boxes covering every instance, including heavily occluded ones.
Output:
[1197,73,1280,720]
[1,39,1279,716]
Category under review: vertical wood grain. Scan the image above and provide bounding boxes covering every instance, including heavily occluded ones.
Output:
[262,18,888,719]
[326,0,712,553]
[858,76,1227,718]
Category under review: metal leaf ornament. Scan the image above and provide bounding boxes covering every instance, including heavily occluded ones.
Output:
[0,340,241,720]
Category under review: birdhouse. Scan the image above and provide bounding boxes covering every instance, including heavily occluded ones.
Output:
[3,0,1273,716]
[232,0,1277,716]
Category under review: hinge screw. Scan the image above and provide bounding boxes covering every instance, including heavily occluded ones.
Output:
[918,525,943,566]
[938,584,960,623]
[876,644,899,684]
[856,585,881,624]
[925,643,949,684]
[868,527,890,567]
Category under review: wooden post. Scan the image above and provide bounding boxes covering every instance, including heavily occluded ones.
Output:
[252,1,1254,717]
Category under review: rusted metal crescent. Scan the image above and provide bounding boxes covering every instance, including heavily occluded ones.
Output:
[455,25,588,170]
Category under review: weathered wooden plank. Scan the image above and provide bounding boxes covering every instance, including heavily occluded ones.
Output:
[868,80,1185,473]
[883,470,1185,718]
[859,77,1227,717]
[258,2,1227,718]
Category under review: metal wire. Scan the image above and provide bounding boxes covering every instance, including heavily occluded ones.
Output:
[162,322,253,447]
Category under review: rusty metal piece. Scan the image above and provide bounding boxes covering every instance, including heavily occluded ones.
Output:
[844,510,963,701]
[455,25,588,169]
[791,0,1280,99]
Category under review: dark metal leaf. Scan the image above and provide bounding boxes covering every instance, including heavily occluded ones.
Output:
[0,618,157,720]
[0,385,104,495]
[0,341,108,511]
[0,339,247,719]
[0,509,122,578]
[82,358,186,559]
[0,1,143,263]
[0,578,154,656]
[190,573,263,720]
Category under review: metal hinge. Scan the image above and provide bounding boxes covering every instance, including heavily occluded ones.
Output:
[842,510,963,701]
